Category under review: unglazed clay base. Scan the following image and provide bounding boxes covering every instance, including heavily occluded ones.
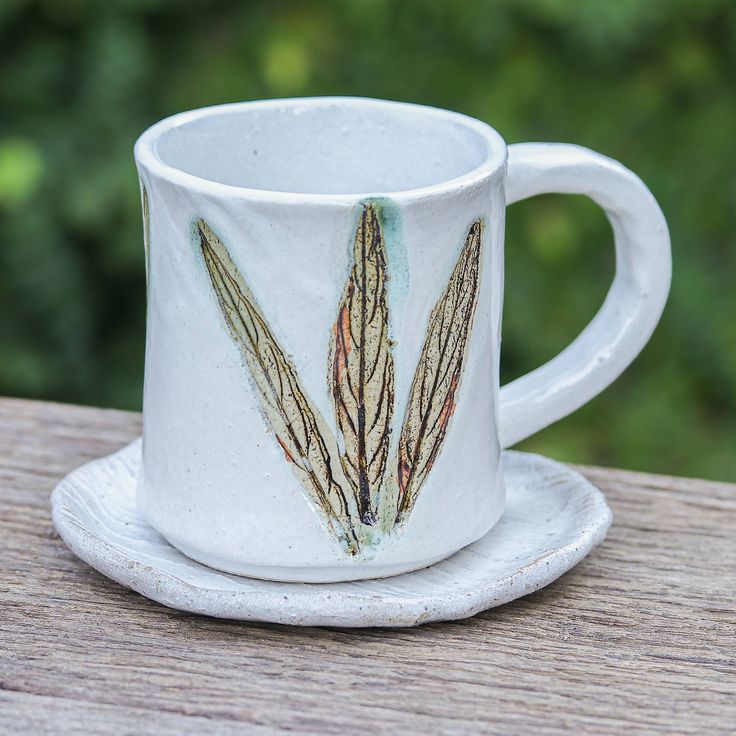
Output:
[51,440,612,627]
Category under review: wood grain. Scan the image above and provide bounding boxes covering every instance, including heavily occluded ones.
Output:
[0,397,733,735]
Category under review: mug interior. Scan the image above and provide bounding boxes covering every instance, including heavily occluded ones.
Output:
[149,98,497,196]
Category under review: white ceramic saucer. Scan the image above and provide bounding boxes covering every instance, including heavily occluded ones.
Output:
[51,440,612,627]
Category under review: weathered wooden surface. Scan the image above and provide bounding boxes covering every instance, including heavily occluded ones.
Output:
[0,397,733,735]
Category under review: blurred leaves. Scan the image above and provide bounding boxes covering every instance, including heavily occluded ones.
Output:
[262,33,313,93]
[0,137,44,207]
[0,0,735,479]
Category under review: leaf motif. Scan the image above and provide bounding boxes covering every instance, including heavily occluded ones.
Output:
[330,204,395,525]
[197,219,360,554]
[396,219,483,521]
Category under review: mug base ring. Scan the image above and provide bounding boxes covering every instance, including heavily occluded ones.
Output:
[165,536,457,583]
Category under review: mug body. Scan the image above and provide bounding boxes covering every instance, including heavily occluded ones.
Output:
[135,98,508,582]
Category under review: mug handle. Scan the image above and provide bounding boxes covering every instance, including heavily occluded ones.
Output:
[499,143,671,448]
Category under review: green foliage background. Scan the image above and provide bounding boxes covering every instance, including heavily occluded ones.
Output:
[1,0,735,479]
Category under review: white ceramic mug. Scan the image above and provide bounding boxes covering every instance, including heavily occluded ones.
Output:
[135,97,670,582]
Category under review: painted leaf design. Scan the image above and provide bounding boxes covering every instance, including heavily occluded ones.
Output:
[331,204,394,525]
[197,219,360,554]
[331,205,395,524]
[396,219,483,521]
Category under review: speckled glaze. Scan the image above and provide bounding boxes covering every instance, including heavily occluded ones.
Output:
[51,440,613,627]
[133,98,670,582]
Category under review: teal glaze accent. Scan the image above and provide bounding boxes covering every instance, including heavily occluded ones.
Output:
[365,197,409,325]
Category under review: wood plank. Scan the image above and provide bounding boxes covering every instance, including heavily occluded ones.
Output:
[0,691,277,735]
[0,397,734,734]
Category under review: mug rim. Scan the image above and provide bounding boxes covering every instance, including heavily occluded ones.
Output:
[134,96,508,204]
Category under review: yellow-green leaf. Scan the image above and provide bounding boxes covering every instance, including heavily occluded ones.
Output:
[197,219,360,554]
[396,219,483,520]
[331,204,394,525]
